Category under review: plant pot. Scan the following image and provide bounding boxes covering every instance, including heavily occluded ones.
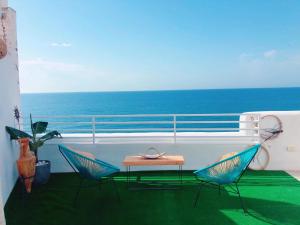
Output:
[34,160,51,185]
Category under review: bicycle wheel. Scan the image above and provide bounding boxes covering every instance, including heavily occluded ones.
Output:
[259,115,282,141]
[249,145,270,170]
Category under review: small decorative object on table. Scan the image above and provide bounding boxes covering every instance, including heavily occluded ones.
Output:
[139,147,166,159]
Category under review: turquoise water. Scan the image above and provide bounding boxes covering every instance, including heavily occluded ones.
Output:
[21,87,300,132]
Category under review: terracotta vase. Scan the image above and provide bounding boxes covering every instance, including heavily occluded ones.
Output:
[17,138,36,193]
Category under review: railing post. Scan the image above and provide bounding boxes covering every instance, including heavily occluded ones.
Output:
[173,115,177,143]
[92,116,96,144]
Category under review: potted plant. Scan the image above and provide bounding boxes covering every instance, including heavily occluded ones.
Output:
[6,114,61,185]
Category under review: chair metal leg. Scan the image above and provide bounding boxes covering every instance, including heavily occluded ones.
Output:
[110,177,120,202]
[235,183,247,214]
[98,179,102,192]
[193,183,202,207]
[74,178,84,206]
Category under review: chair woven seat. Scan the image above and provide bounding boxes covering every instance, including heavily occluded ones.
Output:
[193,144,261,213]
[194,144,260,184]
[59,145,120,180]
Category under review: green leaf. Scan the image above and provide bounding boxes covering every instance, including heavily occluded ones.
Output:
[32,121,48,134]
[5,126,32,140]
[31,140,44,149]
[39,131,62,142]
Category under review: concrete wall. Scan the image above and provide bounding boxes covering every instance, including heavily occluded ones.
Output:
[0,1,20,211]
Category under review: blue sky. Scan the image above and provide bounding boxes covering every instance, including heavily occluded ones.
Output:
[10,0,300,93]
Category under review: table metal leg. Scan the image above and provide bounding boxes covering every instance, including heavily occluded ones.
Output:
[178,165,180,184]
[126,164,183,190]
[179,165,183,185]
[126,166,131,188]
[126,166,129,187]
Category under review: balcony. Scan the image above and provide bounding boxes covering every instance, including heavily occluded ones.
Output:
[3,111,300,225]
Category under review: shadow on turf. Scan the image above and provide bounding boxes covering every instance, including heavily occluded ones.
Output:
[5,172,300,225]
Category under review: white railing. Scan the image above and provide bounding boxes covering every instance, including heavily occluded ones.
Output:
[21,113,260,144]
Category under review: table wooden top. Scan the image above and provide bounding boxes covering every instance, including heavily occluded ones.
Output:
[123,155,184,166]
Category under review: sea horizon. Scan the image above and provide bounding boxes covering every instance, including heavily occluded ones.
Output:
[20,86,300,95]
[19,86,300,133]
[21,87,300,117]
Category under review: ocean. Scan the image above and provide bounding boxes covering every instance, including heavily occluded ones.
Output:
[20,87,300,132]
[21,87,300,116]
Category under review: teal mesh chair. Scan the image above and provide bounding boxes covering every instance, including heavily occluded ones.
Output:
[193,144,260,213]
[58,144,120,204]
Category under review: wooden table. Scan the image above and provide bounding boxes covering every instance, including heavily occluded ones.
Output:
[123,155,184,189]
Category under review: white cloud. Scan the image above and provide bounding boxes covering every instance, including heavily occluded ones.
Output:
[239,53,253,61]
[236,51,300,87]
[239,53,249,59]
[51,42,72,48]
[239,49,278,63]
[17,50,300,93]
[20,58,84,72]
[263,49,277,58]
[18,59,117,93]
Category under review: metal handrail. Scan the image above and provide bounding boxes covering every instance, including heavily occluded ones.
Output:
[23,113,255,118]
[21,113,260,144]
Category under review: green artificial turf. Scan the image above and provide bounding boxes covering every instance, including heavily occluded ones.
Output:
[4,170,300,225]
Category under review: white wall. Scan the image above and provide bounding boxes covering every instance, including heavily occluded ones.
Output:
[0,3,20,210]
[242,111,300,170]
[0,182,5,225]
[40,142,249,172]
